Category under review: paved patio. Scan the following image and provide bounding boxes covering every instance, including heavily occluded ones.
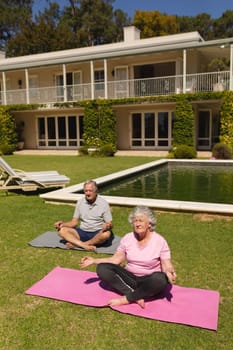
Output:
[14,149,212,158]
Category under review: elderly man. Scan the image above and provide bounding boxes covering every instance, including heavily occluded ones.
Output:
[54,180,112,252]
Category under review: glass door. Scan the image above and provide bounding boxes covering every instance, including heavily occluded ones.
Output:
[37,116,83,148]
[94,70,105,98]
[197,110,211,150]
[73,71,82,100]
[158,112,169,146]
[29,75,39,103]
[115,66,128,98]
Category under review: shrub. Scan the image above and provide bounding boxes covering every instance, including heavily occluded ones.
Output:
[78,146,88,156]
[0,143,16,155]
[212,143,232,159]
[172,145,197,159]
[99,143,116,157]
[220,91,233,149]
[0,107,17,153]
[166,150,174,159]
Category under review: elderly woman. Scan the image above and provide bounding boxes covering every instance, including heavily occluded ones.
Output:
[80,206,176,308]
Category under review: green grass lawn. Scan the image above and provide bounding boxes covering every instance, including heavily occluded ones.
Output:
[0,155,233,350]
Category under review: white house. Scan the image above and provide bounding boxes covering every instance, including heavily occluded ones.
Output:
[0,26,233,151]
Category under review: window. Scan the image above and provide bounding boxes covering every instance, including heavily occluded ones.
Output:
[94,70,104,84]
[158,112,168,146]
[73,72,82,100]
[29,75,39,102]
[132,113,142,146]
[114,67,128,98]
[56,75,64,102]
[145,113,155,146]
[38,118,46,146]
[68,116,77,146]
[37,115,83,148]
[55,72,82,101]
[47,117,56,146]
[197,110,211,149]
[94,70,104,98]
[131,111,172,148]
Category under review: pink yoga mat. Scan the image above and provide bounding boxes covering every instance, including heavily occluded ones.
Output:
[25,266,219,330]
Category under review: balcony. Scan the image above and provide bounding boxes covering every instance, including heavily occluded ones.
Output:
[0,71,231,106]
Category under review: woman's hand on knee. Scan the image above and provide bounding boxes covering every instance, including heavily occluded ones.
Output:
[166,271,176,284]
[80,256,95,268]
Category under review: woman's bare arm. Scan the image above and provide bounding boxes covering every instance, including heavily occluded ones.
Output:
[161,259,177,284]
[80,251,125,268]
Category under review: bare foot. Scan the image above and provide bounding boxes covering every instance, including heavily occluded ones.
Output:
[108,296,145,308]
[83,244,97,252]
[66,242,76,249]
[108,296,129,307]
[136,299,145,309]
[65,241,96,252]
[76,241,97,252]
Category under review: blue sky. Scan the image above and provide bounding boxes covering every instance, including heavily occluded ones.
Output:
[114,0,232,18]
[34,0,232,18]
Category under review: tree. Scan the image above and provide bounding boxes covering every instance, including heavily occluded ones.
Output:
[111,9,131,42]
[177,13,214,40]
[72,0,127,46]
[60,0,129,47]
[212,10,233,39]
[133,10,178,38]
[5,0,130,56]
[0,0,33,51]
[6,2,76,56]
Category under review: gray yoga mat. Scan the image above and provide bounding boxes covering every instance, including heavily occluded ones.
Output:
[28,231,121,254]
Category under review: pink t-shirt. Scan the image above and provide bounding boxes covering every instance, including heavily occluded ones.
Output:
[117,231,171,276]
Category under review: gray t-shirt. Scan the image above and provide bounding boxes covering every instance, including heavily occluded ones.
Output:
[73,195,112,232]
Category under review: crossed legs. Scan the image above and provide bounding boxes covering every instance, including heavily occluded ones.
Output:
[97,263,169,308]
[58,227,111,252]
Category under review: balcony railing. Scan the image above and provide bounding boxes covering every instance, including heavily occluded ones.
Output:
[0,71,231,106]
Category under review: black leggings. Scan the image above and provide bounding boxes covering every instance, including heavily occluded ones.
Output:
[97,263,169,303]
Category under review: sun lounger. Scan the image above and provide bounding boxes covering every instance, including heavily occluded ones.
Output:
[0,156,70,192]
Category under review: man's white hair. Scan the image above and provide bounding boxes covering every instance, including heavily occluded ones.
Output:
[83,180,98,192]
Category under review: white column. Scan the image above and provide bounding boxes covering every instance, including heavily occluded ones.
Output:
[2,72,7,105]
[25,69,29,104]
[63,64,67,102]
[90,61,94,99]
[183,49,187,93]
[104,59,108,99]
[230,44,233,91]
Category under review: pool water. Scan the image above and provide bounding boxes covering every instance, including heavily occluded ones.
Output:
[99,163,233,204]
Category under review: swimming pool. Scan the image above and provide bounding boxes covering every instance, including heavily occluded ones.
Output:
[40,159,233,215]
[99,162,233,204]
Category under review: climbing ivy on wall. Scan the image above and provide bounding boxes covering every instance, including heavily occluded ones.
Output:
[0,107,17,154]
[220,91,233,149]
[81,100,117,151]
[172,95,195,147]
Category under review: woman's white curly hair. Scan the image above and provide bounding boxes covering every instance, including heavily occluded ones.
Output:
[128,206,156,231]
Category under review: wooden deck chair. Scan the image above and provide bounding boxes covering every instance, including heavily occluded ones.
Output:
[0,156,70,192]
